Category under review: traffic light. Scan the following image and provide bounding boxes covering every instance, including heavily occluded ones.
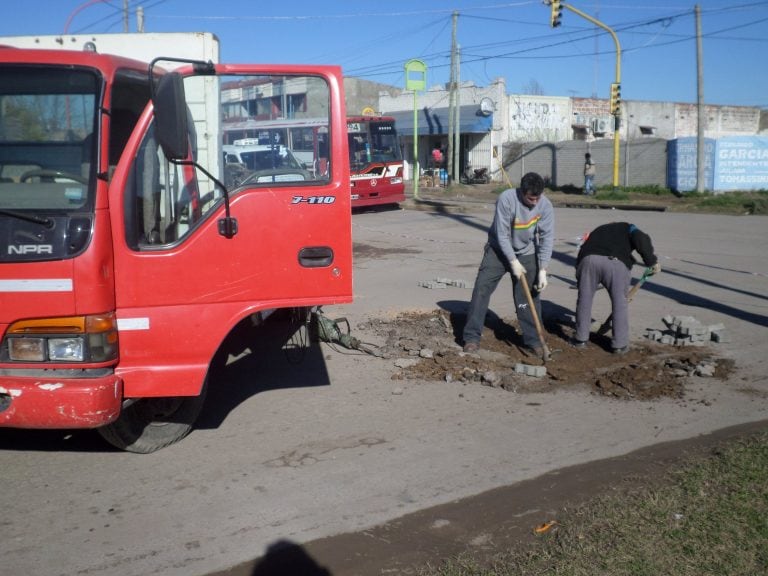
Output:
[550,0,563,28]
[610,82,621,115]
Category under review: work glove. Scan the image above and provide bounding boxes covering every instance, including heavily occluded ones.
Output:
[510,259,526,279]
[534,270,548,291]
[649,262,662,276]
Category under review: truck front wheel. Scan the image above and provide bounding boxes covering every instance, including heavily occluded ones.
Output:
[98,382,208,453]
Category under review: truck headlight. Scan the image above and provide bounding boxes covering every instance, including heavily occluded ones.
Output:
[5,313,118,363]
[48,337,85,361]
[8,338,46,362]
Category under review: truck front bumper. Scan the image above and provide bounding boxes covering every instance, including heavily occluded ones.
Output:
[0,373,123,429]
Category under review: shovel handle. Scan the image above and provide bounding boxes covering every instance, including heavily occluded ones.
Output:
[519,273,551,362]
[627,267,652,303]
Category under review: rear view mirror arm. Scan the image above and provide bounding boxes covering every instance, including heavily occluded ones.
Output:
[172,159,237,239]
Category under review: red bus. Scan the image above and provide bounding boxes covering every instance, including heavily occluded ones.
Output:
[224,115,405,208]
[346,115,405,208]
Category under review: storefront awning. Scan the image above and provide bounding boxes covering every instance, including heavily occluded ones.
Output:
[388,105,492,136]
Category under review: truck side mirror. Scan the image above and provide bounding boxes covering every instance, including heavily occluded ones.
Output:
[153,72,189,161]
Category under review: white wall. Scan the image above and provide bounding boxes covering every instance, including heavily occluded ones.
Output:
[508,95,572,142]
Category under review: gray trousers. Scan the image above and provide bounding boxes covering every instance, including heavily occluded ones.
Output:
[575,254,631,349]
[463,245,542,348]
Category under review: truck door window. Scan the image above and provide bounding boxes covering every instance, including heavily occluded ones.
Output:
[124,72,333,250]
[125,122,209,249]
[219,74,332,187]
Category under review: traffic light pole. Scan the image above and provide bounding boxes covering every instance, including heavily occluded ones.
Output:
[547,1,622,188]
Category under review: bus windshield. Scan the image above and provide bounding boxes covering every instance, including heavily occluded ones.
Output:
[347,118,401,171]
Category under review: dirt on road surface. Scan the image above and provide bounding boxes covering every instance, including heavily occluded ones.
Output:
[352,309,733,401]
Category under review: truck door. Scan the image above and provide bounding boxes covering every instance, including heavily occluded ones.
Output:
[109,68,352,399]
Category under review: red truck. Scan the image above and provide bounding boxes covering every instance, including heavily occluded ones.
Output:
[0,42,352,452]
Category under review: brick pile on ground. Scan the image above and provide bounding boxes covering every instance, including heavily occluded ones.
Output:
[513,363,547,378]
[417,277,468,289]
[645,315,729,346]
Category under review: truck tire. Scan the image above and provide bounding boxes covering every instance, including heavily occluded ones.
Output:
[98,381,208,453]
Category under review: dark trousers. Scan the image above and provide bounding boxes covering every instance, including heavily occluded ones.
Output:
[462,245,542,348]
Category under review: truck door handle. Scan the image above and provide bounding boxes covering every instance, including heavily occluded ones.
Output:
[298,246,334,268]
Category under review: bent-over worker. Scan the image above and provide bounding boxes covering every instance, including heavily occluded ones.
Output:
[573,222,660,354]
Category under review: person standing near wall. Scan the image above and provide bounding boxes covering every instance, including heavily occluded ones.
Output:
[584,153,596,195]
[431,143,444,170]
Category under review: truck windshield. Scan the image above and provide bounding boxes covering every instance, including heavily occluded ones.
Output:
[0,67,99,212]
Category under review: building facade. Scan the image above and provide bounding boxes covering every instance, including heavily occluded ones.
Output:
[354,76,765,187]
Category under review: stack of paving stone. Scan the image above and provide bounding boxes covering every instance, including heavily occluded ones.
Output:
[417,277,468,289]
[514,363,547,377]
[645,315,729,346]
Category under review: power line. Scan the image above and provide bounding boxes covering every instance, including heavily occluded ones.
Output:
[68,0,169,34]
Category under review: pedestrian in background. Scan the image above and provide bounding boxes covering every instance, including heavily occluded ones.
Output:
[572,222,661,354]
[431,143,444,170]
[584,153,596,195]
[462,172,554,354]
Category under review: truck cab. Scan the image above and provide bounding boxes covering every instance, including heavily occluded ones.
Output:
[0,45,352,452]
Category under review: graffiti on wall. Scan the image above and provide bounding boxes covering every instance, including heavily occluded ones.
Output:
[509,97,569,141]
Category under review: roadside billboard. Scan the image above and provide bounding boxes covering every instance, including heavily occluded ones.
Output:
[714,136,768,191]
[667,137,715,193]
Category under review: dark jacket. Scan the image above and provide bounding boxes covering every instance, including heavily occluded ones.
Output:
[576,222,657,270]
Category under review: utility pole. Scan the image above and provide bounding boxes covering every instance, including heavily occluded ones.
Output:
[695,5,706,192]
[453,44,461,184]
[123,0,129,32]
[447,11,458,184]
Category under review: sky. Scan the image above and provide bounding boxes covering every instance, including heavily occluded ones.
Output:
[2,1,767,108]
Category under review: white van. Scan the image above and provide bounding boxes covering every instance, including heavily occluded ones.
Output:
[223,141,312,186]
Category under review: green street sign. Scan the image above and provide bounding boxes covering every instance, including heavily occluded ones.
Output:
[404,59,427,92]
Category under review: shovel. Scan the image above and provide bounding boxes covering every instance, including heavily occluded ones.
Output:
[519,273,551,363]
[595,267,652,336]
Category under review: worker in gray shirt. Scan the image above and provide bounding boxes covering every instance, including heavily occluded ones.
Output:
[462,172,554,354]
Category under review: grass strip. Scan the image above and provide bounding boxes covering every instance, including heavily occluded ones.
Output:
[420,431,768,576]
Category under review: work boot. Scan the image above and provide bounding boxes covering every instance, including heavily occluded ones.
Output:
[570,338,588,349]
[463,342,479,353]
[521,345,543,357]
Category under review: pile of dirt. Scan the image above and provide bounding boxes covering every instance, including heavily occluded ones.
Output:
[354,310,734,401]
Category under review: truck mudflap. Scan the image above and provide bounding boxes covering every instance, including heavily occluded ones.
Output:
[0,375,123,429]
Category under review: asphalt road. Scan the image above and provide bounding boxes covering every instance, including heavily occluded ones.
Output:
[2,201,767,576]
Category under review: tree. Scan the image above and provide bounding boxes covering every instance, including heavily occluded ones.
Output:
[521,79,545,95]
